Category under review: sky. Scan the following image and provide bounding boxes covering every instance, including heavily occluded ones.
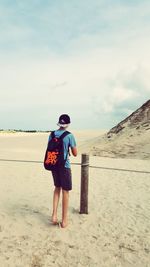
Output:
[0,0,150,130]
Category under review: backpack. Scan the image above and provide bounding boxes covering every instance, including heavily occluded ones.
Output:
[44,131,70,171]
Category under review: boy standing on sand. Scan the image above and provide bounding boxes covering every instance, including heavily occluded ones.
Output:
[48,114,77,228]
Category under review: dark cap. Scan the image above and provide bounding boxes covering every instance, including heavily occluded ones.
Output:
[57,114,71,127]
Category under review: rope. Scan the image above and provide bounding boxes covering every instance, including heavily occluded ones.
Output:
[89,165,150,174]
[0,158,150,174]
[0,159,42,164]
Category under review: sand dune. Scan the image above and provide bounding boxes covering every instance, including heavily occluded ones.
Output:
[80,100,150,160]
[0,132,150,267]
[79,128,150,160]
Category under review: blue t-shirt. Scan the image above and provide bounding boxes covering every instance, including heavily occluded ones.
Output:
[48,129,76,168]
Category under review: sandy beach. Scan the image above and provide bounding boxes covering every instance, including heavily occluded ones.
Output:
[0,131,150,267]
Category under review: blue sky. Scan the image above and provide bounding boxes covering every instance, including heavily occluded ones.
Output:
[0,0,150,130]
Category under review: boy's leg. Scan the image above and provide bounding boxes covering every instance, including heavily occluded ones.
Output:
[52,186,61,224]
[61,189,69,228]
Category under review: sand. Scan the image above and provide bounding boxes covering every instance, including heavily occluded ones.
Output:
[0,131,150,267]
[79,125,150,160]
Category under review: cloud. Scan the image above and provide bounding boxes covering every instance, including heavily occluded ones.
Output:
[1,0,150,54]
[0,0,150,129]
[92,65,150,126]
[50,82,68,90]
[0,46,150,129]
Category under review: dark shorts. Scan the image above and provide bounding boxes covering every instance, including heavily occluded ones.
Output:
[51,167,72,191]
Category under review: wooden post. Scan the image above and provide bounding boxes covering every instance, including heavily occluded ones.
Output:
[80,154,89,214]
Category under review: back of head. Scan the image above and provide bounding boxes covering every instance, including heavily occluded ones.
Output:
[57,114,71,128]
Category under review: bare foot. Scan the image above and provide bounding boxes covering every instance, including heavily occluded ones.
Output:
[51,214,58,225]
[61,221,68,228]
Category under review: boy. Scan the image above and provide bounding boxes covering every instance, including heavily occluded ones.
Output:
[48,114,77,228]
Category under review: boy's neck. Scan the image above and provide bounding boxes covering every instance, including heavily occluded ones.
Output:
[58,127,67,131]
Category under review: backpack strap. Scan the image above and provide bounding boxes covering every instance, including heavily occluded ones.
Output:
[59,131,71,163]
[59,131,70,140]
[50,131,70,140]
[51,131,55,138]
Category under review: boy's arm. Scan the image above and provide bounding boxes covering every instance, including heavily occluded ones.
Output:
[69,133,77,157]
[71,146,77,157]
